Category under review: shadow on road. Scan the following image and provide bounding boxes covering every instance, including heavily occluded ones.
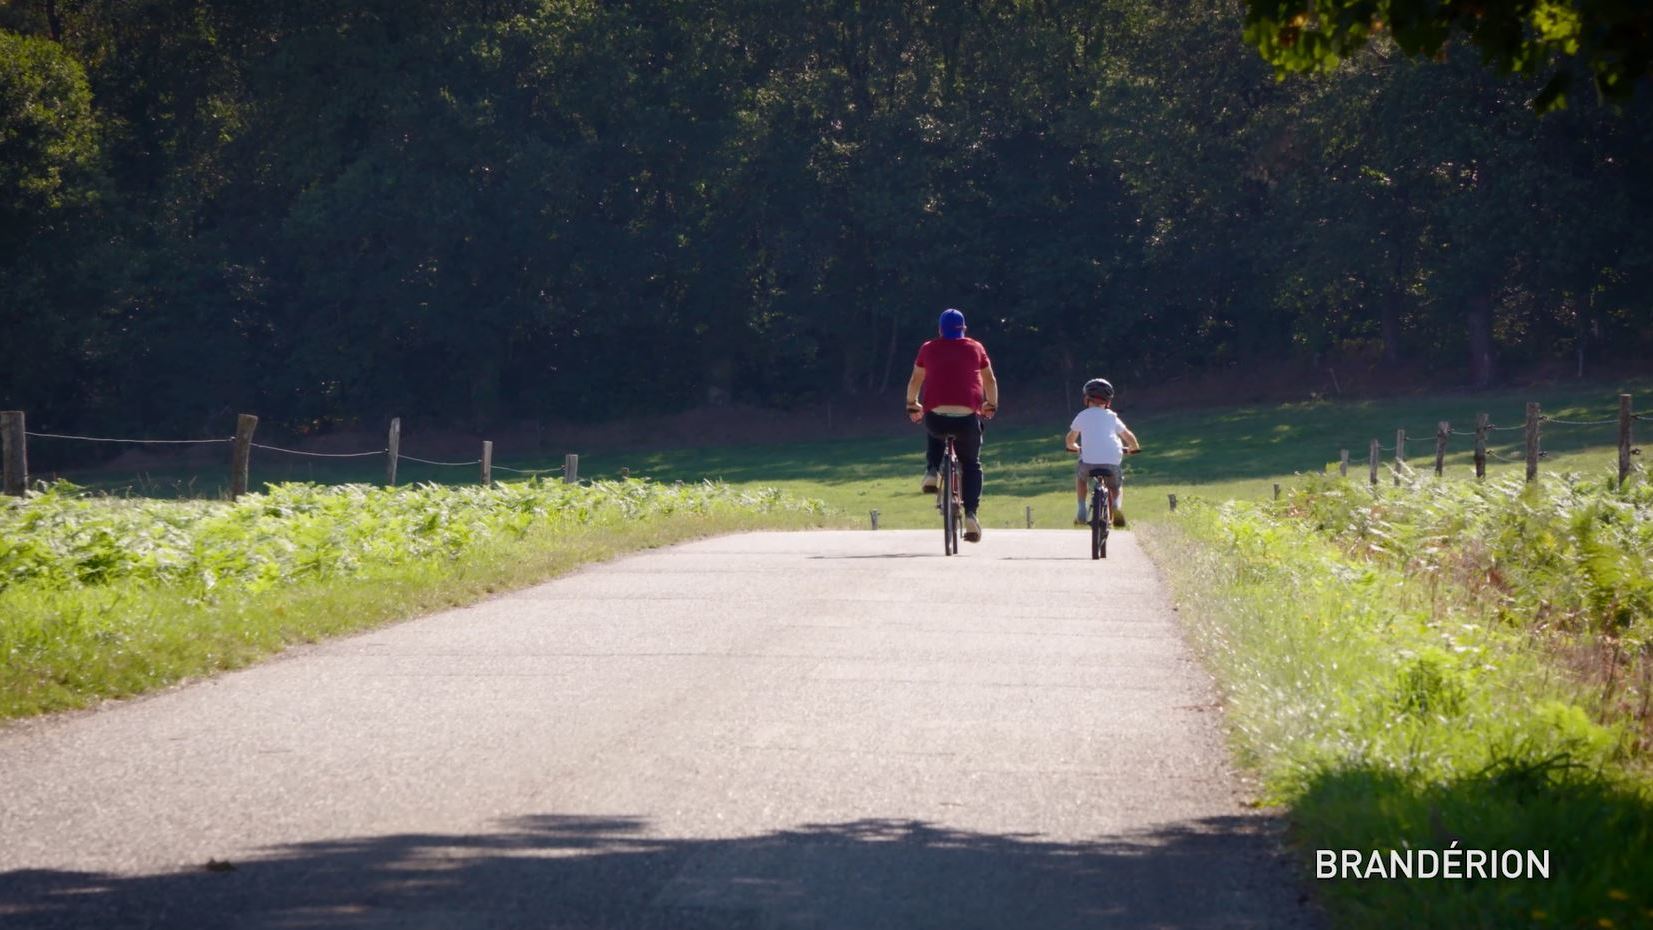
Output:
[807,553,936,559]
[0,814,1315,929]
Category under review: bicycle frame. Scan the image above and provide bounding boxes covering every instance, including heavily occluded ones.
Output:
[937,436,962,556]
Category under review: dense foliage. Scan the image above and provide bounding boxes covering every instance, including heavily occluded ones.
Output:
[1291,471,1653,644]
[2,0,1651,443]
[1145,476,1653,927]
[1165,481,1644,791]
[0,477,819,595]
[1245,0,1653,111]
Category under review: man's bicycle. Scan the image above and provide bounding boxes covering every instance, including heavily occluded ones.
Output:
[936,435,963,556]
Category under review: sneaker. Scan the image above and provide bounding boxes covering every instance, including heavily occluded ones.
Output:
[1112,508,1127,529]
[921,470,939,493]
[963,512,982,543]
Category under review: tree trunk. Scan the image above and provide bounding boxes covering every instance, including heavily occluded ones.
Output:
[1381,288,1403,365]
[1575,290,1593,380]
[44,0,63,42]
[1060,347,1077,410]
[879,311,899,394]
[1381,246,1407,365]
[1466,294,1496,388]
[470,360,500,430]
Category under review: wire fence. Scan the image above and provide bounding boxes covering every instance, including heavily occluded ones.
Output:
[6,395,1647,503]
[1541,415,1621,426]
[1332,393,1641,489]
[493,464,568,476]
[250,442,386,459]
[25,431,231,445]
[397,453,484,468]
[2,410,586,500]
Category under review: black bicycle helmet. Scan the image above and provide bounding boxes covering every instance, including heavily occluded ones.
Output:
[1083,378,1115,400]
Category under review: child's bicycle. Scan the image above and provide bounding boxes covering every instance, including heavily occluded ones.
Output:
[1081,450,1139,561]
[1084,467,1113,560]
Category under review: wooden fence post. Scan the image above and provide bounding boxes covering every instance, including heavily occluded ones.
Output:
[1339,448,1349,477]
[1620,394,1634,488]
[1025,505,1033,528]
[870,509,879,530]
[481,440,493,487]
[1394,428,1406,486]
[1167,493,1177,512]
[563,453,579,484]
[1369,439,1379,486]
[230,413,258,500]
[386,417,401,487]
[2,411,26,497]
[1525,402,1540,483]
[1474,413,1488,480]
[1273,483,1281,500]
[1434,422,1449,478]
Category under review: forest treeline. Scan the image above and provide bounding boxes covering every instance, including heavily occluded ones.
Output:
[3,0,1651,438]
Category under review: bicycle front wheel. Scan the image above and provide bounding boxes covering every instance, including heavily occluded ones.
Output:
[1091,484,1107,560]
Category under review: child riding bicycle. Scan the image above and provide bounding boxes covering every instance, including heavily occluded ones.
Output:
[1064,378,1140,527]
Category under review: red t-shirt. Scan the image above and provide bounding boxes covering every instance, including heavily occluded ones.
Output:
[915,338,991,413]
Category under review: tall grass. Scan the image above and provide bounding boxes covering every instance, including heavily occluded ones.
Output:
[1288,471,1653,746]
[1141,472,1653,928]
[0,479,829,718]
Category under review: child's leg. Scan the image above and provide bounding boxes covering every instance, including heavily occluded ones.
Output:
[1104,468,1124,515]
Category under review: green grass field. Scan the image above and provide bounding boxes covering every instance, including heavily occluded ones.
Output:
[644,382,1644,525]
[631,382,1645,527]
[51,381,1650,530]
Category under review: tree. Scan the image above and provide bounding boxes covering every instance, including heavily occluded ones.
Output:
[1243,0,1653,111]
[0,30,110,427]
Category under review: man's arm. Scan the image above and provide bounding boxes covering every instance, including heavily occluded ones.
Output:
[906,366,926,422]
[980,362,999,415]
[1120,426,1141,452]
[1065,429,1082,452]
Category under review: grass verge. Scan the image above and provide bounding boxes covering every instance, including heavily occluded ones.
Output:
[1139,479,1653,929]
[1,480,834,720]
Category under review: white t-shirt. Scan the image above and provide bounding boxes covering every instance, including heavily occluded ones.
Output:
[1070,407,1127,465]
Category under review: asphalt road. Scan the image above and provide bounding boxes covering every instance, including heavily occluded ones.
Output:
[0,529,1314,929]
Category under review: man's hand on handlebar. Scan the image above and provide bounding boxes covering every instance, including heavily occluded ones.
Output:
[906,401,923,424]
[981,401,998,420]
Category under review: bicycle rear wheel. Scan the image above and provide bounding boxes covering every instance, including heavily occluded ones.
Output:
[942,459,958,556]
[1091,482,1108,560]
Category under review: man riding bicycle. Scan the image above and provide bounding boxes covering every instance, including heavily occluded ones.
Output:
[906,308,999,543]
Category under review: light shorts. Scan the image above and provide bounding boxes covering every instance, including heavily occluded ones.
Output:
[1077,461,1122,493]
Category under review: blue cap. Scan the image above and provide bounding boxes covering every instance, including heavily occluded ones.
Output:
[939,308,966,339]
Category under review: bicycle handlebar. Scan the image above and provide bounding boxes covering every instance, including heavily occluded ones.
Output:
[1066,447,1142,454]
